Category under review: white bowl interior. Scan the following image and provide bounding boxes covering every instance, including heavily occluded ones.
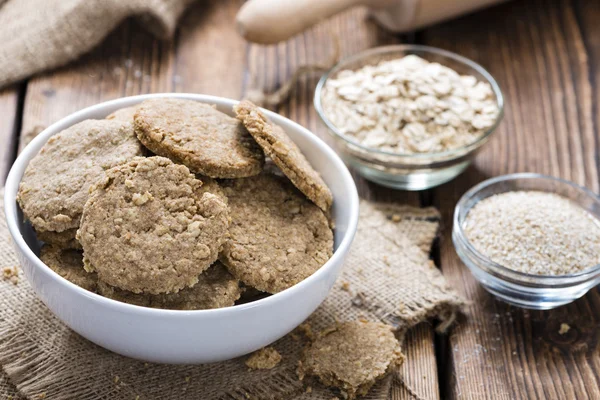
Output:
[4,93,359,363]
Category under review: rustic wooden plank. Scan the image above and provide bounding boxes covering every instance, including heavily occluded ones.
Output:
[0,86,20,184]
[246,9,440,399]
[419,0,600,398]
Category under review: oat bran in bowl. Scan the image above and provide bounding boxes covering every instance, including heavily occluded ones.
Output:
[453,173,600,309]
[315,44,504,190]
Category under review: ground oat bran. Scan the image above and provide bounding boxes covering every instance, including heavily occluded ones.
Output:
[464,191,600,275]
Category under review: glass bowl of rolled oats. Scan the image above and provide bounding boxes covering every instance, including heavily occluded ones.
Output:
[315,45,504,190]
[453,173,600,310]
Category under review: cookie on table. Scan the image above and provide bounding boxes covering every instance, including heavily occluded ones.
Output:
[106,106,138,122]
[78,156,230,295]
[298,321,404,400]
[36,228,81,249]
[220,173,333,294]
[98,262,242,310]
[39,245,97,292]
[134,98,264,178]
[17,119,144,235]
[234,100,333,212]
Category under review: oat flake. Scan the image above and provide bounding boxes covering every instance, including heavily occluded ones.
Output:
[322,55,499,154]
[464,191,600,275]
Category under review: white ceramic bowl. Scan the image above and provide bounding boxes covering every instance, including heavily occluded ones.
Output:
[4,93,359,364]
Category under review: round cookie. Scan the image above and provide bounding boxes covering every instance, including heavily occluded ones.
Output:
[97,262,242,310]
[36,228,81,249]
[134,98,264,178]
[39,245,97,292]
[220,173,333,294]
[234,100,333,212]
[298,321,404,400]
[17,119,144,234]
[78,156,230,294]
[106,106,138,122]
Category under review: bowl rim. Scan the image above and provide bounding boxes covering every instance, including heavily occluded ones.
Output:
[314,44,505,159]
[4,93,360,317]
[453,172,600,285]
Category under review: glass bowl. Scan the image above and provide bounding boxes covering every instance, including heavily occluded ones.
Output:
[314,44,504,190]
[453,173,600,310]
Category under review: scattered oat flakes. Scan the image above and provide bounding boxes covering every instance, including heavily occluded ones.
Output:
[559,323,570,335]
[2,266,19,285]
[322,55,499,154]
[465,191,600,275]
[245,347,282,370]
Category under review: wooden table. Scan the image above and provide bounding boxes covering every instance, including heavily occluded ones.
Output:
[1,0,599,398]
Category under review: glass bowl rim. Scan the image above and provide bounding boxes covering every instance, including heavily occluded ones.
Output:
[453,172,600,284]
[314,44,505,160]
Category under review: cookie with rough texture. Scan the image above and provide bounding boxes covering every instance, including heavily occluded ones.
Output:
[106,106,138,122]
[220,173,333,294]
[97,262,242,310]
[245,347,282,370]
[134,98,264,178]
[39,246,96,292]
[234,100,333,212]
[17,119,144,234]
[78,156,230,294]
[298,321,404,399]
[36,228,81,249]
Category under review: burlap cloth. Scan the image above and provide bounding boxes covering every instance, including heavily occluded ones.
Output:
[0,0,195,88]
[0,190,464,399]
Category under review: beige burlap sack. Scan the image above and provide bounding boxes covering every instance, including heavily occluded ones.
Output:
[0,190,464,400]
[0,0,195,88]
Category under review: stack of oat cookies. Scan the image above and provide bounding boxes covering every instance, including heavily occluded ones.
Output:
[17,99,334,310]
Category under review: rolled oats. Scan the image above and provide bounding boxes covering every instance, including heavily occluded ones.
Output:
[321,55,499,154]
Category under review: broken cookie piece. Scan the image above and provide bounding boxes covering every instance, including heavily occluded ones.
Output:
[245,346,282,370]
[298,321,404,399]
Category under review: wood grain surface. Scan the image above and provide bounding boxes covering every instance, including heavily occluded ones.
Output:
[1,0,599,399]
[421,0,600,398]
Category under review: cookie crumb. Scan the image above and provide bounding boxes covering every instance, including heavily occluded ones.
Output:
[391,214,402,222]
[37,393,46,399]
[114,376,120,384]
[245,347,282,370]
[298,322,314,340]
[2,266,19,285]
[306,386,312,394]
[135,396,140,400]
[559,323,570,335]
[185,376,190,383]
[340,281,351,292]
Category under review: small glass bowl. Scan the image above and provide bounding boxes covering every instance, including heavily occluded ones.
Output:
[453,173,600,310]
[314,44,504,190]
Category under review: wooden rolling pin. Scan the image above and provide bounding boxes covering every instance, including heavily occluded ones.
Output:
[237,0,508,44]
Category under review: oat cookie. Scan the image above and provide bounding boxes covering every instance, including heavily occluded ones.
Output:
[39,245,97,292]
[298,321,404,399]
[78,156,230,294]
[106,106,138,122]
[134,98,264,178]
[17,119,144,234]
[36,228,81,249]
[234,100,333,211]
[97,262,242,310]
[220,173,333,294]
